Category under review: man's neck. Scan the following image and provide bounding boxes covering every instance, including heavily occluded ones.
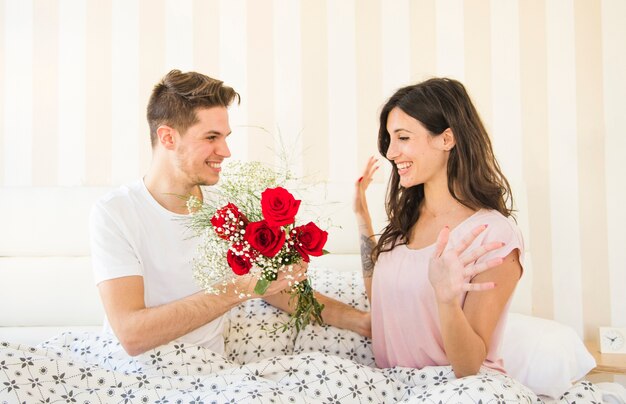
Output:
[144,164,203,215]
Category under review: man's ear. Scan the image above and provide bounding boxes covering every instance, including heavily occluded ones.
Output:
[156,125,176,150]
[440,128,456,151]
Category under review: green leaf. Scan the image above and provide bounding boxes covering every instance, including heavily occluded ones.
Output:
[322,249,331,255]
[254,278,270,295]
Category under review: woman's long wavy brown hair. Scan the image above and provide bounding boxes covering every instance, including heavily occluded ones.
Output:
[372,78,514,261]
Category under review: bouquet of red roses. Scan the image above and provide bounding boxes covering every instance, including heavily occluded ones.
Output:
[188,161,327,333]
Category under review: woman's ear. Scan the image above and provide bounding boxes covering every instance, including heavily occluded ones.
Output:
[156,125,176,150]
[441,128,456,151]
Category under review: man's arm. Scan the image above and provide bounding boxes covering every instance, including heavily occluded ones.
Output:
[99,267,306,356]
[98,276,240,356]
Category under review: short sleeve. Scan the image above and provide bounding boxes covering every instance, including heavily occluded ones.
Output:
[89,201,143,285]
[472,214,524,275]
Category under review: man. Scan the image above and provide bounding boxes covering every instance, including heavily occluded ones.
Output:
[90,70,368,357]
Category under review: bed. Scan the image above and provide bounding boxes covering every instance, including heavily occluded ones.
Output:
[1,264,624,403]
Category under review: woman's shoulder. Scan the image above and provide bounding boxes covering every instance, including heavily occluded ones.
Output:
[467,209,516,227]
[459,209,522,243]
[483,209,522,242]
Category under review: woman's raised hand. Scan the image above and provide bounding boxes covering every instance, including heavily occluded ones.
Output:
[353,156,379,225]
[428,225,504,305]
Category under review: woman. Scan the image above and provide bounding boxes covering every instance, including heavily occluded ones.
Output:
[354,78,523,378]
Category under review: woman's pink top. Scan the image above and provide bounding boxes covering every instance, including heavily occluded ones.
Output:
[371,209,524,372]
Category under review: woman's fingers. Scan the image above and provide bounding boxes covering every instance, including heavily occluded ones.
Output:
[460,241,504,266]
[453,224,488,255]
[355,156,378,187]
[364,165,379,185]
[461,256,502,294]
[365,156,379,182]
[433,226,450,258]
[463,257,503,278]
[362,155,376,174]
[462,281,496,292]
[355,156,380,199]
[363,156,379,179]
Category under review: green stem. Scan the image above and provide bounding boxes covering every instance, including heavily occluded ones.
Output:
[268,278,325,336]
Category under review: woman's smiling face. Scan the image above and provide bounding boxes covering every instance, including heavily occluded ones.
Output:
[384,107,451,188]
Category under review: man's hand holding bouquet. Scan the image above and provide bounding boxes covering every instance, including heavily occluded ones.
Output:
[187,161,327,333]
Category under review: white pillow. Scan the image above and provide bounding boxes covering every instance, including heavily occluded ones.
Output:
[501,313,596,398]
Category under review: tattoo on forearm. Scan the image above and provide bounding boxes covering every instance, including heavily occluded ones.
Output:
[360,234,376,278]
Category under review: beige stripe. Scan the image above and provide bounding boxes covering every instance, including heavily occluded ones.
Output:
[574,0,610,339]
[193,0,219,77]
[85,0,112,186]
[519,0,553,320]
[355,0,382,171]
[410,0,436,82]
[246,0,274,165]
[301,0,329,182]
[139,0,166,174]
[603,0,626,327]
[32,0,59,186]
[463,0,491,131]
[0,0,4,185]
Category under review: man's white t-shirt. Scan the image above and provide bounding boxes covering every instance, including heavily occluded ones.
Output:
[89,179,225,354]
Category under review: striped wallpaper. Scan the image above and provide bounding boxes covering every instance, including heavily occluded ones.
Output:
[1,0,625,340]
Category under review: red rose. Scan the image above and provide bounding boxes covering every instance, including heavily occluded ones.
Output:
[292,222,328,262]
[244,220,286,257]
[226,242,255,275]
[260,187,301,227]
[211,203,248,240]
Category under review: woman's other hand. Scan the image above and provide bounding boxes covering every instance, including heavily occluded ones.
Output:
[428,225,503,305]
[353,156,379,225]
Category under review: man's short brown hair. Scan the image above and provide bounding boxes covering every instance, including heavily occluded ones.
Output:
[147,69,240,146]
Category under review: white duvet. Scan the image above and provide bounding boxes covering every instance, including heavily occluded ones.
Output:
[0,267,610,403]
